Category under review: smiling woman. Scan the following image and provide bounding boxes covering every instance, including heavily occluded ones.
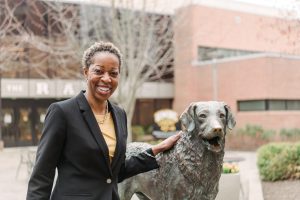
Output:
[26,41,180,200]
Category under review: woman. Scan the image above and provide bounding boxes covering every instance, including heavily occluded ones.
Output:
[26,41,180,200]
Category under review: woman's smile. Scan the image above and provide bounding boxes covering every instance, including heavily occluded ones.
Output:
[96,85,112,95]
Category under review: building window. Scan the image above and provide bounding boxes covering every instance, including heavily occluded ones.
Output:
[287,100,300,110]
[198,46,259,61]
[238,100,266,111]
[238,100,300,111]
[268,100,286,110]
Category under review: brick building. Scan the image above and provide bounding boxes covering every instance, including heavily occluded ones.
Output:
[173,1,300,131]
[1,0,300,146]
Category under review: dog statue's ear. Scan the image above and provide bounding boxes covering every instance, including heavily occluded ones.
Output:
[223,104,236,130]
[180,102,196,132]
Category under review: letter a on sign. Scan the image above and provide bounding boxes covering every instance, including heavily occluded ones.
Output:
[63,83,75,96]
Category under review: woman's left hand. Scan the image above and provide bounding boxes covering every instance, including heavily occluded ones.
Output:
[151,131,181,156]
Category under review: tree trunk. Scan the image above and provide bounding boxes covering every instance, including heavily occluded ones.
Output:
[116,81,138,142]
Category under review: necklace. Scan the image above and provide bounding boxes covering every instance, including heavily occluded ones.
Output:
[97,101,109,124]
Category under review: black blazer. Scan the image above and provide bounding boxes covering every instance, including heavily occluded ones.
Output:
[26,91,158,200]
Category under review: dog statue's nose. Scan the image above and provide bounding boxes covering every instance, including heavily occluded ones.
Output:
[213,128,222,133]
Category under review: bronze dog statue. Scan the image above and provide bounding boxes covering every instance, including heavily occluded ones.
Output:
[119,101,236,200]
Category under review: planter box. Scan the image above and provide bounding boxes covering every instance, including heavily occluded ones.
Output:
[216,173,240,200]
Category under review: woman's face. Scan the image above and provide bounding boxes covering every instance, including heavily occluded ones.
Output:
[84,52,120,102]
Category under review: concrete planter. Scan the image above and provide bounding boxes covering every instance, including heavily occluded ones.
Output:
[216,173,240,200]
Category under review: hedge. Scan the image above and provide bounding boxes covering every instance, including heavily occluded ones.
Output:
[257,142,300,181]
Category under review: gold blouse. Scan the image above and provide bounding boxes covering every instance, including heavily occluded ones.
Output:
[95,113,116,163]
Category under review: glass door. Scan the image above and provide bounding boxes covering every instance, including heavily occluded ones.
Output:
[18,108,32,146]
[2,108,15,146]
[35,107,47,141]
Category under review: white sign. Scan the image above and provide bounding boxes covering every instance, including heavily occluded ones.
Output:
[1,79,84,98]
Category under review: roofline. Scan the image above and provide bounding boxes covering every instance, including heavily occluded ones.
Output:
[42,0,298,18]
[192,52,300,66]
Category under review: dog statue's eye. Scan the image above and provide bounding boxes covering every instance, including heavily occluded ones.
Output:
[199,114,207,118]
[220,113,225,118]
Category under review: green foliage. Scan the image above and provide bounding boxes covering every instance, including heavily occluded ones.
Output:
[228,124,300,151]
[132,125,154,141]
[132,125,146,140]
[236,124,276,140]
[145,125,154,135]
[237,124,263,137]
[257,142,300,181]
[280,128,300,139]
[261,130,276,140]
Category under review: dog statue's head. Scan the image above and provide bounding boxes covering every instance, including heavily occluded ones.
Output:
[180,101,236,153]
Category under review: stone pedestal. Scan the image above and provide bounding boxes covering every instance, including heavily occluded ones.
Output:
[216,173,240,200]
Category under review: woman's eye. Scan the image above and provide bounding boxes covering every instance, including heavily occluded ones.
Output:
[110,71,119,78]
[220,113,225,118]
[93,69,103,75]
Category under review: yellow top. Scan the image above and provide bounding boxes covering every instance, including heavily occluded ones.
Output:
[95,113,116,163]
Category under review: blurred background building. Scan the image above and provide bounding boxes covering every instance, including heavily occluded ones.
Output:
[173,1,300,132]
[1,0,300,147]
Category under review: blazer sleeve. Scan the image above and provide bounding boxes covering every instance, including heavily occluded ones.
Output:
[117,149,159,183]
[26,103,67,200]
[117,109,159,183]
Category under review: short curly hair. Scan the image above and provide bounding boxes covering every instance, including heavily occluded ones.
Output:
[81,41,122,70]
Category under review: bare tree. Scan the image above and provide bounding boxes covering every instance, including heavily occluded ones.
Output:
[0,0,83,78]
[1,0,186,141]
[0,0,27,148]
[254,2,300,55]
[44,0,176,141]
[93,1,174,139]
[0,0,28,73]
[80,0,175,141]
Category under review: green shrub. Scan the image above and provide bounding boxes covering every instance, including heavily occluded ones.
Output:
[257,142,300,181]
[132,125,145,140]
[236,124,276,140]
[237,124,264,137]
[144,125,154,135]
[261,130,276,140]
[280,128,300,139]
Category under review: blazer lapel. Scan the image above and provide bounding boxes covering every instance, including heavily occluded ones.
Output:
[76,91,112,175]
[110,103,126,171]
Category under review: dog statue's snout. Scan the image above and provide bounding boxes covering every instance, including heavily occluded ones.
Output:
[213,128,222,133]
[211,119,223,134]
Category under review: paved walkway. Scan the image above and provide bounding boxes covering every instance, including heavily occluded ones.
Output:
[0,147,31,200]
[0,147,263,200]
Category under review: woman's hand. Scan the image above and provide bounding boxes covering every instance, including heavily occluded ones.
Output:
[151,131,181,156]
